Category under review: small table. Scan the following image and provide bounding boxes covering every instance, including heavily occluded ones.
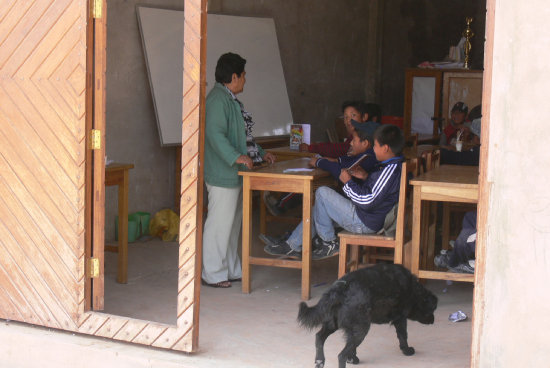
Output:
[410,165,478,282]
[239,158,331,300]
[266,146,316,161]
[105,163,134,284]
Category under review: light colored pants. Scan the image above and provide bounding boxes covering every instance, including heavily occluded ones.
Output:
[202,183,243,283]
[287,186,374,251]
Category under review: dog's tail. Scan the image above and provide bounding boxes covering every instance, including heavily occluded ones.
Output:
[297,280,346,330]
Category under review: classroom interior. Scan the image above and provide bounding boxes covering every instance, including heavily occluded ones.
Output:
[100,0,486,363]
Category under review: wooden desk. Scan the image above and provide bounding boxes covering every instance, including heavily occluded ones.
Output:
[105,163,134,284]
[410,165,478,282]
[266,146,316,161]
[239,158,330,300]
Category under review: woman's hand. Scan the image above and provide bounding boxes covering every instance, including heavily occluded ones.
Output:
[262,152,276,164]
[236,155,253,169]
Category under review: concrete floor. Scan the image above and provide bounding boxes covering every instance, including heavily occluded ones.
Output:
[0,212,474,368]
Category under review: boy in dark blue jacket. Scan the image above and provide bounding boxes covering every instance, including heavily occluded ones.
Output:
[264,124,405,260]
[311,119,379,181]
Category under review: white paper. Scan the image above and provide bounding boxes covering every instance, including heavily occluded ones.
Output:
[283,168,314,173]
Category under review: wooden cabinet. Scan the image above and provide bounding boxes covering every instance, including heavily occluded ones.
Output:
[403,68,483,140]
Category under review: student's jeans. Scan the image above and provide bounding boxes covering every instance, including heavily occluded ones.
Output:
[448,211,477,267]
[286,186,374,251]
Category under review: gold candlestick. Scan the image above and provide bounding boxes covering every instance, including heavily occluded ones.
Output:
[462,17,475,69]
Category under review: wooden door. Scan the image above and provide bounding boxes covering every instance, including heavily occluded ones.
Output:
[0,0,203,352]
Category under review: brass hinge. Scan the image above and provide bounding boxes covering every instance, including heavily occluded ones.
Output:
[90,129,101,150]
[91,0,102,19]
[87,258,99,278]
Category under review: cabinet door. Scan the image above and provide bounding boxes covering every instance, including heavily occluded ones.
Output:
[403,68,442,138]
[442,71,483,128]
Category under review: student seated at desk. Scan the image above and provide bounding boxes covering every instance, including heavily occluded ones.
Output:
[262,119,379,217]
[263,124,404,260]
[299,101,381,158]
[264,102,381,216]
[440,118,481,166]
[309,120,378,181]
[440,101,468,146]
[434,211,477,274]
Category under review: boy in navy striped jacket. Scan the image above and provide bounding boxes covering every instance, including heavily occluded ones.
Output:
[264,124,405,260]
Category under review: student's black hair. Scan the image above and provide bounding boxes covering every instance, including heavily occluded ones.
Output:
[354,128,374,147]
[373,124,405,155]
[364,103,382,122]
[215,52,246,84]
[341,100,367,116]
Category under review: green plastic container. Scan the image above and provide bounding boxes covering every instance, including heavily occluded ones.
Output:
[114,215,140,242]
[134,211,151,236]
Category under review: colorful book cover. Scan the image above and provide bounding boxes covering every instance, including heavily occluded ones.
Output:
[289,123,311,149]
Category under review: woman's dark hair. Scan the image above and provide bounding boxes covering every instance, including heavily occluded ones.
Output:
[215,52,246,83]
[373,124,405,154]
[341,100,367,115]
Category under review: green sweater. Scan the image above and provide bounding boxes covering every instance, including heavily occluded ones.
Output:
[204,83,264,187]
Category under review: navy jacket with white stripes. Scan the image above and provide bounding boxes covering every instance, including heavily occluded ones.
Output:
[342,156,403,232]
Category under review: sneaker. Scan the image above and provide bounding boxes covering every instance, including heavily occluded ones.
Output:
[263,239,301,259]
[312,238,339,260]
[258,231,291,246]
[434,253,451,268]
[448,262,475,274]
[468,259,475,269]
[263,191,284,216]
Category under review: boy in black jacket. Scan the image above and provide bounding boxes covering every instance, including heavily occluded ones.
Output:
[264,124,405,260]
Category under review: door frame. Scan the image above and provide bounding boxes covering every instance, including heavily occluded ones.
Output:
[80,0,204,352]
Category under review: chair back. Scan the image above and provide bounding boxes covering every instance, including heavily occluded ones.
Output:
[394,159,418,254]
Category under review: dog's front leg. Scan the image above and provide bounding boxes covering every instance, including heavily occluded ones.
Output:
[315,323,336,368]
[393,317,415,356]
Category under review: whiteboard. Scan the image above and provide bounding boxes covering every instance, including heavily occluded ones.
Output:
[137,7,294,146]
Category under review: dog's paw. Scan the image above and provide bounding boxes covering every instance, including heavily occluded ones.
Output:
[346,355,360,364]
[314,359,325,368]
[401,346,415,356]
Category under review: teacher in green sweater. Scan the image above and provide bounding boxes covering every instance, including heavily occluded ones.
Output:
[202,53,275,288]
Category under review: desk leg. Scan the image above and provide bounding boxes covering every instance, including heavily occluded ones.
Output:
[117,170,129,284]
[411,186,422,277]
[259,190,267,235]
[301,181,312,301]
[242,177,252,294]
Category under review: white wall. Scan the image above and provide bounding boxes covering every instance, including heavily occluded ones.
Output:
[475,1,550,366]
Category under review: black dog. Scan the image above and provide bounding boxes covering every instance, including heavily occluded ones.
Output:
[297,264,438,368]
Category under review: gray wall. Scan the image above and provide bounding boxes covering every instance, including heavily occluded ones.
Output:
[209,0,374,141]
[380,0,486,116]
[105,1,184,240]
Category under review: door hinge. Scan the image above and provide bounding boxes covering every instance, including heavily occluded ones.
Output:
[88,257,100,278]
[90,129,101,150]
[91,0,103,19]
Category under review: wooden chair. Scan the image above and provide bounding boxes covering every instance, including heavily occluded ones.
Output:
[405,133,419,150]
[419,150,440,270]
[338,159,418,278]
[326,127,338,143]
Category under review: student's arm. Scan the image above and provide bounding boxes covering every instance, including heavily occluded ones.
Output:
[307,140,351,158]
[342,162,401,211]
